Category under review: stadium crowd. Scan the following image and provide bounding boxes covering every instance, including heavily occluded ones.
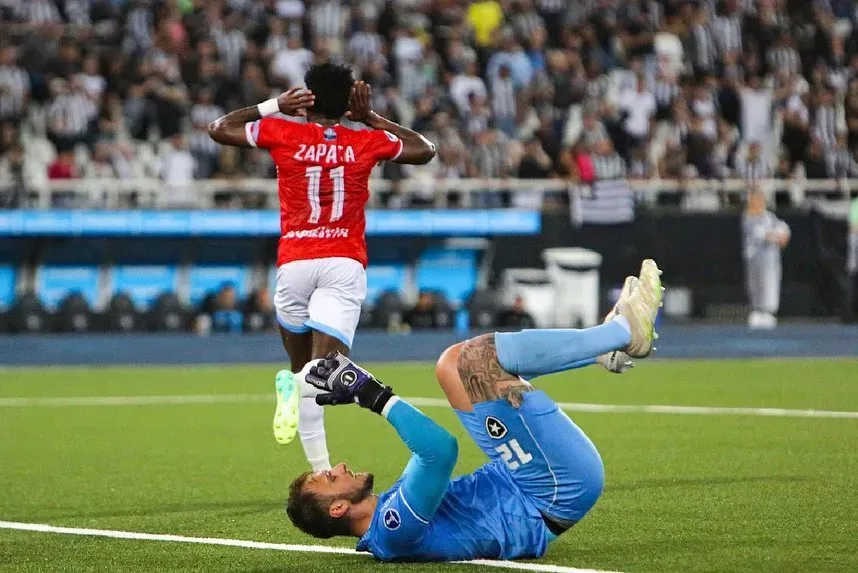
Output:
[1,0,858,208]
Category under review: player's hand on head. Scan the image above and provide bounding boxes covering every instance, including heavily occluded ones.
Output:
[345,81,372,123]
[277,87,315,117]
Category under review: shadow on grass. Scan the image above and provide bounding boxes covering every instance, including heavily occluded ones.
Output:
[608,475,810,492]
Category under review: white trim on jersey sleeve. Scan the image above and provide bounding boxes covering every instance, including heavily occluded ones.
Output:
[391,137,404,161]
[245,121,258,148]
[397,487,429,524]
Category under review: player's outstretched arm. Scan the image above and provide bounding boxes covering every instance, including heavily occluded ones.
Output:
[347,81,436,165]
[308,354,457,521]
[207,88,315,147]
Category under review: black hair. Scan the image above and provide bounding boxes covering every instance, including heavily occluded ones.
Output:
[286,471,374,539]
[304,63,354,120]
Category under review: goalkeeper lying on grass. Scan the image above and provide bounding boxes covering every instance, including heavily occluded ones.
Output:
[285,260,663,562]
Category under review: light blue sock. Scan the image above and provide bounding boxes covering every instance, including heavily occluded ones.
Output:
[495,321,630,380]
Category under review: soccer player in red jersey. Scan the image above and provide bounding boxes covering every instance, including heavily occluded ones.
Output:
[208,63,435,471]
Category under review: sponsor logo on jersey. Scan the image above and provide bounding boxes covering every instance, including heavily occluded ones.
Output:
[485,416,508,439]
[383,508,401,530]
[339,368,357,387]
[324,127,337,141]
[283,226,350,239]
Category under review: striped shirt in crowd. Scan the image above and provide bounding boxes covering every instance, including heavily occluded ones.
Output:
[189,104,225,156]
[511,10,544,42]
[126,7,153,51]
[691,22,717,71]
[592,152,627,181]
[0,64,29,120]
[310,0,348,40]
[826,146,857,177]
[473,142,506,177]
[736,157,772,181]
[214,28,247,79]
[48,93,96,137]
[812,105,838,148]
[348,31,383,64]
[712,13,742,56]
[65,0,90,26]
[17,0,61,24]
[490,76,517,121]
[538,0,567,13]
[652,79,679,112]
[766,45,801,75]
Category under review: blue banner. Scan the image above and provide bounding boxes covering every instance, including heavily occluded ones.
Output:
[0,210,540,237]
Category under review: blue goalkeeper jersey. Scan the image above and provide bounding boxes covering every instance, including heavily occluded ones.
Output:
[355,459,550,562]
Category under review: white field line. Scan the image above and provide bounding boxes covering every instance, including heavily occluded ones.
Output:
[0,394,856,419]
[0,520,622,573]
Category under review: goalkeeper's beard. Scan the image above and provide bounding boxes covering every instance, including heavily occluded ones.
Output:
[351,473,375,504]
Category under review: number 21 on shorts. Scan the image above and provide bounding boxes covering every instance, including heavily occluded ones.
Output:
[495,439,533,470]
[305,165,345,224]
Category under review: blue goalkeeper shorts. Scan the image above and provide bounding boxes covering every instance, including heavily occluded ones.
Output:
[455,390,604,529]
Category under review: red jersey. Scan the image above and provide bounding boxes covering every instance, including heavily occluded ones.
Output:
[246,118,403,267]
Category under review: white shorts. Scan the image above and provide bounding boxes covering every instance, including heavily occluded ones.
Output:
[273,257,367,348]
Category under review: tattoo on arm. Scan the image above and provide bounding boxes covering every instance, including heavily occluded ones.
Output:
[456,334,533,408]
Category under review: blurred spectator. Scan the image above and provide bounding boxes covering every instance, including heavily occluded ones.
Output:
[75,55,106,102]
[736,141,773,181]
[46,79,94,152]
[243,286,274,332]
[490,65,517,137]
[270,34,313,89]
[517,137,553,179]
[0,46,29,124]
[83,142,117,179]
[160,134,196,206]
[405,291,438,330]
[189,88,224,178]
[450,59,487,117]
[628,145,655,179]
[826,133,858,178]
[0,144,30,207]
[812,89,839,149]
[618,75,656,156]
[743,187,790,329]
[803,139,831,179]
[196,282,243,334]
[47,150,78,180]
[497,296,536,329]
[0,0,853,200]
[740,75,774,146]
[591,138,626,181]
[467,0,504,49]
[486,32,533,89]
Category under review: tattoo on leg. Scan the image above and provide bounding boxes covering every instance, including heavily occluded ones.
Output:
[456,334,533,408]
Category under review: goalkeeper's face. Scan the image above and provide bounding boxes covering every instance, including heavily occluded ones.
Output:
[309,462,374,505]
[287,463,375,539]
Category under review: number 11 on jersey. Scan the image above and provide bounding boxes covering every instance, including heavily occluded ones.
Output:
[305,166,345,224]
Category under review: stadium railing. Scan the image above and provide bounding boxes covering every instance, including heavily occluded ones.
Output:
[2,178,856,210]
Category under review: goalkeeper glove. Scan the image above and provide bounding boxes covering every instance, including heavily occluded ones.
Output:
[305,352,395,415]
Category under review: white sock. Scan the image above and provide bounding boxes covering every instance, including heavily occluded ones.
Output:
[295,369,331,471]
[299,397,331,471]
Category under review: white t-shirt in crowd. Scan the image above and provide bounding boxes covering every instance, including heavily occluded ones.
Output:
[271,48,314,88]
[619,90,656,138]
[449,74,488,114]
[741,87,773,144]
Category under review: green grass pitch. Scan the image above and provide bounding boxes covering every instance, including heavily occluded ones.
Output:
[1,360,857,572]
